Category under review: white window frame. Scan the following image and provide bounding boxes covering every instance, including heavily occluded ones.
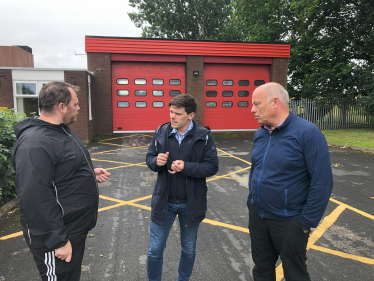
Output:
[13,81,52,115]
[88,75,92,120]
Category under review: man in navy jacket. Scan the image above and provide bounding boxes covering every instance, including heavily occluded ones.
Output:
[247,83,333,281]
[146,94,218,281]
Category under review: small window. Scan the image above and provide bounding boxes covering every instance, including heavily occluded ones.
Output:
[238,101,249,107]
[153,79,164,85]
[153,90,164,96]
[117,78,128,85]
[206,80,217,86]
[16,83,37,95]
[222,80,234,86]
[135,78,147,85]
[169,90,181,96]
[135,101,147,108]
[238,80,249,86]
[135,90,147,96]
[153,101,164,108]
[222,91,233,97]
[118,101,129,108]
[222,101,233,107]
[254,80,265,86]
[169,79,181,85]
[206,91,217,97]
[206,101,217,108]
[117,90,129,96]
[238,91,249,97]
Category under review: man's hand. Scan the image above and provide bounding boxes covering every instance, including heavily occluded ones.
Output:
[303,229,309,233]
[94,168,111,183]
[169,160,184,174]
[156,152,169,167]
[55,240,72,262]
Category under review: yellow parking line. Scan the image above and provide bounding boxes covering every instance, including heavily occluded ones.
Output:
[92,159,147,167]
[101,134,141,141]
[104,163,148,170]
[310,245,374,265]
[0,231,23,240]
[211,175,248,182]
[98,202,127,212]
[202,218,249,233]
[98,142,149,149]
[329,198,374,220]
[217,148,251,165]
[207,167,251,182]
[92,145,148,155]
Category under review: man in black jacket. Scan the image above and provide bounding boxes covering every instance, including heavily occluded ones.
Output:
[146,94,219,281]
[11,81,111,281]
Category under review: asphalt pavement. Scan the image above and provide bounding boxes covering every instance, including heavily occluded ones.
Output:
[1,132,373,281]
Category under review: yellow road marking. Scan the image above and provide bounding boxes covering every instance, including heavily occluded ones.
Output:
[329,198,374,220]
[207,167,251,182]
[211,175,249,182]
[99,134,141,141]
[92,159,147,167]
[0,231,23,240]
[202,218,249,233]
[92,146,147,155]
[310,245,374,265]
[217,148,251,165]
[98,142,149,149]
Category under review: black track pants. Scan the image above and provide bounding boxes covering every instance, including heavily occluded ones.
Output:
[32,237,86,281]
[248,205,311,281]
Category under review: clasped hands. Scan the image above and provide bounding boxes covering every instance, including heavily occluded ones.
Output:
[156,152,184,174]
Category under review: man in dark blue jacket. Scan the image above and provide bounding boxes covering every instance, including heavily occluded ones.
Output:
[247,83,333,281]
[146,94,219,281]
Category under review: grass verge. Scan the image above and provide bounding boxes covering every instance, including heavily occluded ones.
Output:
[321,128,374,150]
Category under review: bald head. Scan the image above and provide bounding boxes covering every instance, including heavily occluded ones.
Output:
[251,82,290,129]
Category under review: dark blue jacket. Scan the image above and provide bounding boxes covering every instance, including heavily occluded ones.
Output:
[146,121,219,228]
[247,112,333,230]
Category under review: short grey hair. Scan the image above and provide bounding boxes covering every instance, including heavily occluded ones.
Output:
[266,83,289,105]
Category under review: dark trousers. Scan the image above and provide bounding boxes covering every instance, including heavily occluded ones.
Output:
[248,205,311,281]
[32,237,86,281]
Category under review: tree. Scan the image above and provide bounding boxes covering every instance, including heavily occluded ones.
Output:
[233,0,374,102]
[0,109,25,204]
[128,0,241,40]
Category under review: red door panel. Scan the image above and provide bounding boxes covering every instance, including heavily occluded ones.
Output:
[203,64,269,130]
[112,62,186,132]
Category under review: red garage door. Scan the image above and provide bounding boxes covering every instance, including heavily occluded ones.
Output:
[203,64,269,130]
[112,62,186,132]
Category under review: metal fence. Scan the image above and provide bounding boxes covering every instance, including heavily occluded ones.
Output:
[289,99,374,129]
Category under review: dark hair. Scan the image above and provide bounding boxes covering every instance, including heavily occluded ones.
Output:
[168,94,197,114]
[38,81,79,113]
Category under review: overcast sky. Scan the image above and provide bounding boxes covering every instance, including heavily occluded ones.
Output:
[0,0,142,69]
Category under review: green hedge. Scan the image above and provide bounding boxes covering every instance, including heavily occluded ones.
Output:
[0,109,25,205]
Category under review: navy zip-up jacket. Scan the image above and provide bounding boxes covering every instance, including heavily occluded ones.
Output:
[146,121,219,228]
[247,112,333,230]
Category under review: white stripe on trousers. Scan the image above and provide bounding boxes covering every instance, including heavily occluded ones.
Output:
[44,251,56,281]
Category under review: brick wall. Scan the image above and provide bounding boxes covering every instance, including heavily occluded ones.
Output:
[0,70,14,108]
[87,53,112,135]
[186,56,204,125]
[270,58,289,89]
[64,71,93,144]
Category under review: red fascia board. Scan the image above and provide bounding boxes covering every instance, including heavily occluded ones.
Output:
[204,56,272,64]
[111,54,187,62]
[86,37,290,58]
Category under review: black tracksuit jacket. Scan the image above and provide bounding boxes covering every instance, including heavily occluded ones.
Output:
[11,118,98,253]
[146,121,219,228]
